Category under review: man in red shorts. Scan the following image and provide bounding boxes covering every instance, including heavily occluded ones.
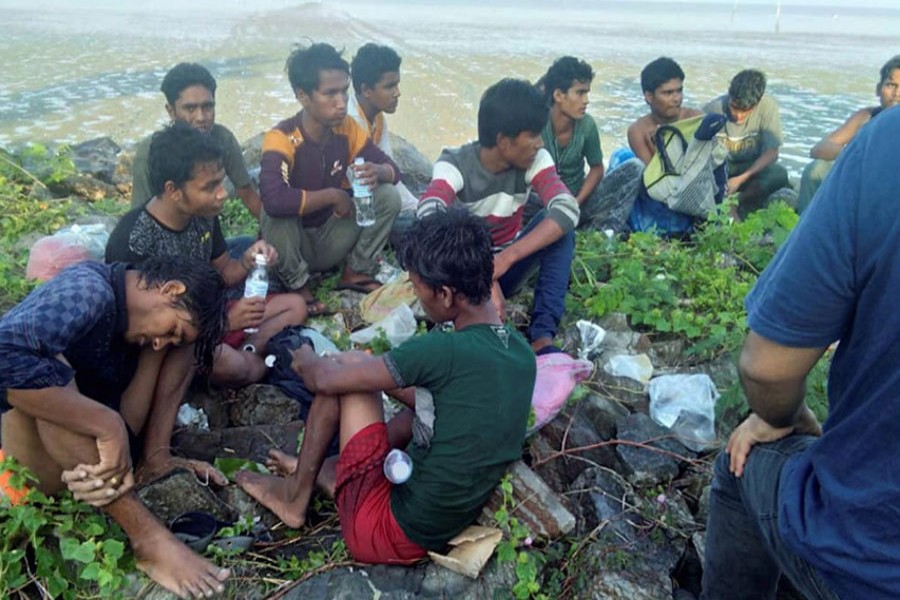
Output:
[236,209,536,562]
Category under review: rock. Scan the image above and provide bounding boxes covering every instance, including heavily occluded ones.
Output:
[217,485,282,532]
[692,531,706,564]
[696,484,711,526]
[581,393,629,440]
[768,186,799,209]
[389,132,433,196]
[615,413,694,486]
[648,338,687,368]
[230,384,301,426]
[51,173,120,201]
[186,387,231,430]
[479,460,576,540]
[70,137,121,183]
[241,132,264,171]
[137,468,235,524]
[172,420,303,464]
[591,364,648,411]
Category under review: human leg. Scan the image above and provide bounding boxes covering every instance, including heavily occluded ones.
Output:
[701,435,838,600]
[246,293,308,351]
[209,343,267,387]
[579,158,643,232]
[737,162,790,216]
[260,212,314,292]
[796,159,833,214]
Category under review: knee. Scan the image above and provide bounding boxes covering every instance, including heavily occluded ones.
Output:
[375,184,402,218]
[275,293,308,326]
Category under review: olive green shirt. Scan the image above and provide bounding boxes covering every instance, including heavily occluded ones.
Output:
[541,113,604,195]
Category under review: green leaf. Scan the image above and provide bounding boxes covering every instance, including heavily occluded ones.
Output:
[80,562,102,580]
[60,538,95,563]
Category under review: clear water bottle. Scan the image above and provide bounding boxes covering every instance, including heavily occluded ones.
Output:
[350,157,376,227]
[242,253,268,334]
[383,448,413,484]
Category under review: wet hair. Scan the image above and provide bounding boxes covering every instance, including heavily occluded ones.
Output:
[148,121,224,196]
[136,255,227,373]
[160,63,217,106]
[541,56,594,106]
[286,42,350,95]
[397,208,493,305]
[478,78,547,148]
[641,57,685,94]
[879,55,900,86]
[351,43,402,95]
[728,69,767,110]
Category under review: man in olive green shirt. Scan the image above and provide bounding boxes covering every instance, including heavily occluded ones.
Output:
[131,63,261,219]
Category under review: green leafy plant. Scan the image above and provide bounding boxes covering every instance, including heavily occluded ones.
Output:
[494,474,546,600]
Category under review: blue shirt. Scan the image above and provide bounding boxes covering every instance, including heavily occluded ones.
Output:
[0,262,138,413]
[745,106,900,599]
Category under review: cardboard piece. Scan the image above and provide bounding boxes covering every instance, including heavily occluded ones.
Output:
[427,525,503,579]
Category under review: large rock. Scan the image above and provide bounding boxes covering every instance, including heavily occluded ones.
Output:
[137,468,236,524]
[615,413,694,486]
[172,420,303,464]
[50,173,120,201]
[389,132,432,196]
[70,137,121,183]
[230,384,301,426]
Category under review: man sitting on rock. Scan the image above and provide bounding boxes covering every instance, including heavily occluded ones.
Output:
[702,109,900,600]
[797,55,900,212]
[418,78,579,355]
[131,62,261,219]
[703,69,789,217]
[259,42,402,316]
[236,209,535,564]
[107,122,307,387]
[0,255,231,599]
[348,43,419,214]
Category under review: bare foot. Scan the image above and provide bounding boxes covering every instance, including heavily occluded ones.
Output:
[133,527,230,599]
[235,470,307,529]
[137,455,228,487]
[265,448,298,477]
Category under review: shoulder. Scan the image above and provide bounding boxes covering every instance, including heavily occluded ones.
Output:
[133,134,152,160]
[334,116,368,145]
[757,95,780,112]
[580,113,599,132]
[628,114,654,135]
[212,124,241,147]
[682,107,703,119]
[703,96,726,114]
[263,116,302,156]
[849,107,877,126]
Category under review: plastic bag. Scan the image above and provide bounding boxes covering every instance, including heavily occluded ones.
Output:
[576,320,606,360]
[26,223,110,281]
[604,353,654,384]
[530,353,594,433]
[359,274,417,324]
[350,303,417,347]
[648,374,718,452]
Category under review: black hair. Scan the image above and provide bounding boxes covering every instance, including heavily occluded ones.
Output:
[728,69,767,110]
[880,55,900,86]
[397,208,494,305]
[285,42,350,95]
[136,255,226,373]
[351,43,402,95]
[478,78,547,148]
[541,56,594,106]
[160,63,217,106]
[148,121,224,197]
[641,57,685,94]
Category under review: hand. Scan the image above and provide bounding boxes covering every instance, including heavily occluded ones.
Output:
[290,344,319,389]
[61,423,133,506]
[727,413,796,477]
[351,161,379,189]
[726,174,747,194]
[243,240,278,268]
[492,252,513,281]
[491,281,506,322]
[227,296,266,331]
[332,189,353,219]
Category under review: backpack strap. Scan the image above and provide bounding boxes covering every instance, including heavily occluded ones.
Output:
[654,125,688,176]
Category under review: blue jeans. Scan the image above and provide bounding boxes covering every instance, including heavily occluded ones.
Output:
[701,435,839,600]
[498,211,575,343]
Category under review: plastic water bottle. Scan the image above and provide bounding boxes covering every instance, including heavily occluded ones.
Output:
[243,253,268,334]
[383,448,413,484]
[351,157,376,227]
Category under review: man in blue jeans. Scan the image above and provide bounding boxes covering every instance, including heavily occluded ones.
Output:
[418,78,579,354]
[701,108,900,599]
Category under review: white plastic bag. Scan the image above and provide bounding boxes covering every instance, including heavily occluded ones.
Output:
[648,374,718,452]
[604,353,654,384]
[576,320,606,360]
[349,303,417,347]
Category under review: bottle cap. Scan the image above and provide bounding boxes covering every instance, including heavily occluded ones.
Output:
[254,253,267,266]
[354,156,365,166]
[264,355,276,368]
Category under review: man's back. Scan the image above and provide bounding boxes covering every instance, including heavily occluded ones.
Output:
[745,107,900,599]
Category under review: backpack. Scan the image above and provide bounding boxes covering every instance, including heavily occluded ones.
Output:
[642,113,728,217]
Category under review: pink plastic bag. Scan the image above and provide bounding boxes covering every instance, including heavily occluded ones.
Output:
[25,224,109,282]
[530,353,594,433]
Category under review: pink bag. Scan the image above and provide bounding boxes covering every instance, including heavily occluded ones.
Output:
[529,353,594,433]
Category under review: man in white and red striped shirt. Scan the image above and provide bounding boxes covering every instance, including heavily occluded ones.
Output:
[417,78,579,354]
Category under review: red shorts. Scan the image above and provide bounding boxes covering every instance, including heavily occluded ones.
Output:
[335,422,427,564]
[221,294,276,348]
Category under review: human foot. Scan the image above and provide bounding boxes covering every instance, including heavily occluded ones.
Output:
[234,470,307,529]
[133,527,230,599]
[137,455,227,487]
[294,287,331,317]
[265,448,298,477]
[334,277,381,294]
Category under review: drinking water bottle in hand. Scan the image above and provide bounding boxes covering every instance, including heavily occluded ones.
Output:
[243,253,268,334]
[351,157,376,227]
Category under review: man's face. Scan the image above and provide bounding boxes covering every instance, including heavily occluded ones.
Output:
[364,71,401,115]
[174,162,227,218]
[125,299,198,352]
[300,69,350,128]
[556,80,590,120]
[409,272,450,323]
[645,78,684,122]
[167,85,215,134]
[498,131,543,170]
[877,68,900,109]
[727,100,754,125]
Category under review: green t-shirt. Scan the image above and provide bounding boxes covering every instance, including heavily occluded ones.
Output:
[703,94,783,167]
[541,113,604,195]
[384,323,535,551]
[130,123,252,208]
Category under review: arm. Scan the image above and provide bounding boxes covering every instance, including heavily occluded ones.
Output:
[235,185,262,220]
[575,163,604,204]
[810,109,871,161]
[729,147,779,191]
[291,345,398,395]
[417,159,463,218]
[494,218,566,279]
[352,138,402,187]
[627,120,656,165]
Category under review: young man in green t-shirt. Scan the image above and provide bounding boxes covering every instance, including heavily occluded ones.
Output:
[236,209,535,562]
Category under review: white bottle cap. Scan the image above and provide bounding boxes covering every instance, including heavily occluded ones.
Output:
[354,156,365,166]
[254,253,267,266]
[264,355,276,368]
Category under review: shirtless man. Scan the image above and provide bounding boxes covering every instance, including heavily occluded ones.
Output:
[628,57,702,165]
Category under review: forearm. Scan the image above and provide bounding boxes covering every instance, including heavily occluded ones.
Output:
[498,218,565,267]
[740,374,807,428]
[236,185,262,220]
[140,345,195,465]
[576,165,604,205]
[810,139,842,161]
[7,386,124,440]
[742,148,779,179]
